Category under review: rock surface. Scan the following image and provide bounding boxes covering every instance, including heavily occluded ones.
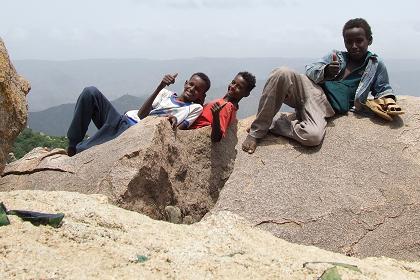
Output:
[0,38,30,174]
[212,96,420,261]
[0,118,237,222]
[1,190,419,280]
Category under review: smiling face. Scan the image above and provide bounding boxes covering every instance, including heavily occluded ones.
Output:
[343,27,372,62]
[226,74,250,100]
[181,75,208,103]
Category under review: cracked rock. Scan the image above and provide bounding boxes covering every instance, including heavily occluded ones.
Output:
[0,118,238,222]
[0,38,30,174]
[212,96,420,261]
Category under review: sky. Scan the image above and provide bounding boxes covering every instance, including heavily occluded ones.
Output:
[1,0,420,61]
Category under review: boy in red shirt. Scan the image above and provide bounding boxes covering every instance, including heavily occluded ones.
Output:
[190,71,256,142]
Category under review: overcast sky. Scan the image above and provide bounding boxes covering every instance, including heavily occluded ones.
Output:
[1,0,419,60]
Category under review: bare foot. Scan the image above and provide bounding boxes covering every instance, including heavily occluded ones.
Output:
[242,135,258,154]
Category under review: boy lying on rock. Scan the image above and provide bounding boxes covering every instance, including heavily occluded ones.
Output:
[190,71,256,142]
[67,72,211,156]
[242,18,404,154]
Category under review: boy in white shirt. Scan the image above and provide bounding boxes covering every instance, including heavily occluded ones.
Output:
[67,72,210,156]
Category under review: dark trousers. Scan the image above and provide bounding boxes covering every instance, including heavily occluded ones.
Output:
[67,86,132,153]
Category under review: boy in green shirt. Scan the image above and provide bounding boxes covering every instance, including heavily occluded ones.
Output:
[242,18,403,154]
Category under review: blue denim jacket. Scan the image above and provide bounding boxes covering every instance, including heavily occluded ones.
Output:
[305,50,395,111]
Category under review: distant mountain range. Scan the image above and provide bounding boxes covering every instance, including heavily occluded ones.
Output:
[15,57,419,136]
[14,57,311,112]
[28,87,267,136]
[29,94,146,137]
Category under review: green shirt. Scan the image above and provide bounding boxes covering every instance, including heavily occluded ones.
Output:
[322,52,372,114]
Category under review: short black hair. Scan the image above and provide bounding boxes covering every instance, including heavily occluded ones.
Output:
[190,72,211,92]
[238,71,256,92]
[342,18,372,39]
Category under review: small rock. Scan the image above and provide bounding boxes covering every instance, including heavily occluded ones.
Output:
[182,215,194,225]
[165,206,182,224]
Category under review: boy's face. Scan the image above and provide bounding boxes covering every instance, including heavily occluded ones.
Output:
[227,75,250,99]
[182,75,208,103]
[343,27,372,62]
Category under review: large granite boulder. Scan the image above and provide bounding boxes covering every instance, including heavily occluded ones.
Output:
[0,38,30,174]
[212,96,420,261]
[0,118,237,222]
[1,189,419,279]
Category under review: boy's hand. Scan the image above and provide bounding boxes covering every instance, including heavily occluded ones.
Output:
[325,52,340,80]
[167,115,178,130]
[211,102,227,117]
[161,73,178,87]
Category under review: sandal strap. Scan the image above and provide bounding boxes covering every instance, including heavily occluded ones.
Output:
[382,97,396,106]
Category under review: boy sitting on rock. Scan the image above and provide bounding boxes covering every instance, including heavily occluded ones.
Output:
[67,72,211,156]
[190,71,256,142]
[242,18,403,154]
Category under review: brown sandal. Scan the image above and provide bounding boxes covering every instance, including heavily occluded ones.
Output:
[383,98,405,115]
[365,99,393,121]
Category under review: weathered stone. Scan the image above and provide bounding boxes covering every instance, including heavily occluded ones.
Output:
[212,96,420,261]
[0,38,30,174]
[0,117,237,222]
[6,152,16,163]
[1,190,419,279]
[164,205,182,224]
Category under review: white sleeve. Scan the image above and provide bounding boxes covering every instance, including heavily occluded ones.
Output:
[152,89,172,109]
[178,104,203,128]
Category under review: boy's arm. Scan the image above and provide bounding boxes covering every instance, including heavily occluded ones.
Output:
[372,60,395,100]
[177,104,203,130]
[137,73,177,119]
[210,102,228,142]
[306,51,339,83]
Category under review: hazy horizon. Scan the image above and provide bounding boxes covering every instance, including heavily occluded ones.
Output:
[2,0,419,61]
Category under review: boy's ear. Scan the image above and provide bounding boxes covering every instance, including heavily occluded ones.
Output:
[368,36,373,45]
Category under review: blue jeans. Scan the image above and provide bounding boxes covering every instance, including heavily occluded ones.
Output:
[67,86,132,154]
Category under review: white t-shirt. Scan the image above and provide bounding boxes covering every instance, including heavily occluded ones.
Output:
[125,89,203,128]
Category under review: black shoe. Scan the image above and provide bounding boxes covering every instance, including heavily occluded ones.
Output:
[7,209,64,228]
[67,146,76,157]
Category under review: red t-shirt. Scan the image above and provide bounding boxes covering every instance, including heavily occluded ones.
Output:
[190,98,237,137]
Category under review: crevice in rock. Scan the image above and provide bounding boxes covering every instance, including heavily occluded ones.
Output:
[118,165,175,220]
[343,206,408,257]
[2,167,74,176]
[254,218,304,227]
[116,123,238,224]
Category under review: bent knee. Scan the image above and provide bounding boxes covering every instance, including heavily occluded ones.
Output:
[81,86,101,99]
[270,67,297,79]
[296,123,325,146]
[301,130,325,146]
[303,133,324,146]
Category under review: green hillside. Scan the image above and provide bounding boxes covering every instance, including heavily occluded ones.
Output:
[12,128,68,159]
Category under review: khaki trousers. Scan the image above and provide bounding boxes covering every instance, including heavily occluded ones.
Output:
[249,67,335,146]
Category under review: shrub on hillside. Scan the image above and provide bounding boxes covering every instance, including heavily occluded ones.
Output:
[12,128,68,159]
